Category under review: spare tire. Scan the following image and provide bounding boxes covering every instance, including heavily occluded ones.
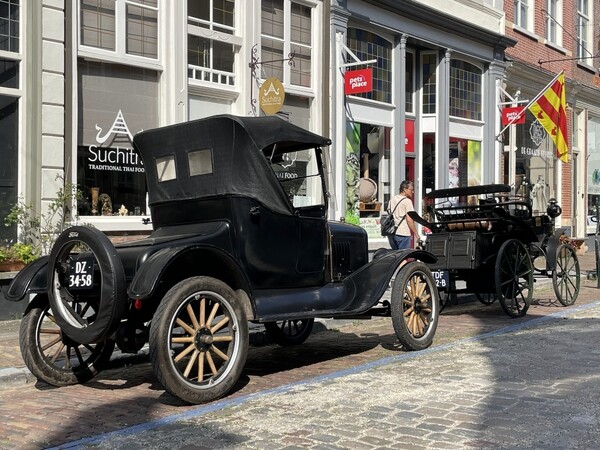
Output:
[47,226,126,344]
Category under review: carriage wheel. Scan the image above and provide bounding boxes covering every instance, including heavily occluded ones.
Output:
[391,261,439,350]
[264,319,314,346]
[553,244,580,306]
[475,293,496,305]
[495,239,533,318]
[20,295,114,386]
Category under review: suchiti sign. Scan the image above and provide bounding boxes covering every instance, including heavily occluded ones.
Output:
[259,77,285,115]
[344,68,372,95]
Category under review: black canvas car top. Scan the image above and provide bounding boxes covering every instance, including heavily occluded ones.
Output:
[133,115,331,216]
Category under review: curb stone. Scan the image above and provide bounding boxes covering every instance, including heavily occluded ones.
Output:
[0,367,34,388]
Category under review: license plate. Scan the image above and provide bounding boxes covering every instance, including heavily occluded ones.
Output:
[67,256,95,290]
[432,270,449,289]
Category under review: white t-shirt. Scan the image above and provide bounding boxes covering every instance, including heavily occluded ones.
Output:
[388,194,414,236]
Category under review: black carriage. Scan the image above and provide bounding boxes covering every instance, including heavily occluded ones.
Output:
[410,183,580,318]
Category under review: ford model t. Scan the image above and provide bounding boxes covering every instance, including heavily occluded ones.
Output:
[7,115,439,404]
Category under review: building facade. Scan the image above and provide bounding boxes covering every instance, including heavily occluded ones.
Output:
[502,0,600,236]
[328,0,515,240]
[7,1,593,246]
[2,0,328,242]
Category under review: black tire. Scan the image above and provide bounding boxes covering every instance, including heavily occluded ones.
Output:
[19,295,115,386]
[438,290,450,312]
[475,292,497,305]
[264,319,314,346]
[553,244,580,306]
[47,226,126,344]
[149,276,249,404]
[495,239,533,318]
[391,261,439,350]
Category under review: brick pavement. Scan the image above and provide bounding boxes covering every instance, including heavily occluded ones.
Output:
[0,249,597,448]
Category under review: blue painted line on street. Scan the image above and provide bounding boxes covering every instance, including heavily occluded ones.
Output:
[52,299,600,449]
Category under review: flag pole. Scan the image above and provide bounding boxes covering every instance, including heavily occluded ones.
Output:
[496,70,564,140]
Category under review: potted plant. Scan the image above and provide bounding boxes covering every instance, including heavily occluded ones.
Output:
[0,241,38,272]
[2,176,83,272]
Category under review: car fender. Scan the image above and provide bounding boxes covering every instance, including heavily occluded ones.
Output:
[128,244,253,307]
[5,256,49,302]
[341,248,437,313]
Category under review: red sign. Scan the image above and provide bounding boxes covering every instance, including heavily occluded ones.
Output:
[502,106,526,125]
[344,68,372,95]
[405,119,414,152]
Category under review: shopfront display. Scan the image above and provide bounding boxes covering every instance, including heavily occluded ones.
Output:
[76,61,158,220]
[505,112,557,213]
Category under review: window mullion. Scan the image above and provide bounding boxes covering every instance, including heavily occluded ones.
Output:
[116,0,126,57]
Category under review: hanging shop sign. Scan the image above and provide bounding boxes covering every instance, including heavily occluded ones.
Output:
[344,68,372,95]
[259,77,285,115]
[501,106,526,125]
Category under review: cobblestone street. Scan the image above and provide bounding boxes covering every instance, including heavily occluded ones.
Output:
[0,251,598,449]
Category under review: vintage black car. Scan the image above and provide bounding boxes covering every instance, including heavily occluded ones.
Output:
[7,115,439,404]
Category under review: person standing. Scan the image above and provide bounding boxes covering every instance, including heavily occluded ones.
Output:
[387,180,418,250]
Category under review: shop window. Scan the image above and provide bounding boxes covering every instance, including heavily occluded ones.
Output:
[188,0,237,87]
[587,116,600,219]
[0,96,18,242]
[512,114,557,214]
[405,52,414,114]
[449,59,482,121]
[261,0,313,88]
[545,0,562,46]
[422,53,436,114]
[77,61,157,218]
[577,0,591,60]
[0,58,18,88]
[346,28,391,103]
[157,155,176,182]
[189,149,213,176]
[80,0,158,60]
[447,138,482,205]
[0,0,19,53]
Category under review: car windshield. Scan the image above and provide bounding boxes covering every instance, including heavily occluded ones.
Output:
[269,148,325,208]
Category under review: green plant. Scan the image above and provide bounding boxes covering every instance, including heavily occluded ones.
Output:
[344,211,361,225]
[4,175,83,257]
[0,241,38,264]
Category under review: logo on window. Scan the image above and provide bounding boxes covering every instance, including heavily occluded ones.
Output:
[529,120,546,147]
[95,109,134,145]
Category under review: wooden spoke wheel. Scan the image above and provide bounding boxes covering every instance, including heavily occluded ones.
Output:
[391,261,439,350]
[264,319,314,346]
[149,276,249,404]
[20,295,114,386]
[553,244,580,306]
[495,239,533,318]
[475,292,497,305]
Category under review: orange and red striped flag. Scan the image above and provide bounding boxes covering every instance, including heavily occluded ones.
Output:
[528,72,569,163]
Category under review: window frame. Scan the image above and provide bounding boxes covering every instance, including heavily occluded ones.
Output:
[260,0,316,94]
[577,0,592,60]
[78,0,162,70]
[449,58,483,122]
[421,51,437,115]
[514,0,533,31]
[345,27,393,104]
[187,0,241,90]
[545,0,562,47]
